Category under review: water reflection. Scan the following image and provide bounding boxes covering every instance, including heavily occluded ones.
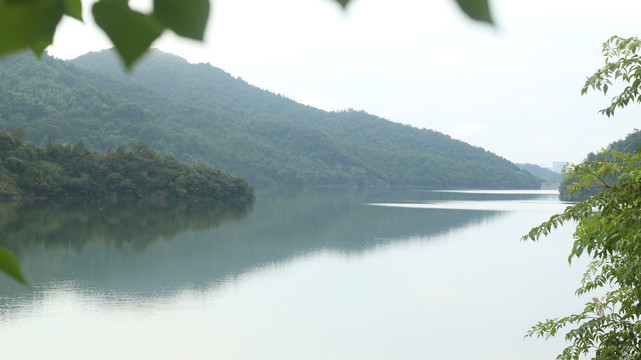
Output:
[369,190,567,212]
[0,199,255,254]
[0,190,581,360]
[0,189,506,296]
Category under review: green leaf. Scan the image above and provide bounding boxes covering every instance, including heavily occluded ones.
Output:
[31,31,55,59]
[63,0,83,21]
[454,0,493,24]
[0,0,64,56]
[330,0,352,9]
[154,0,209,40]
[93,1,164,68]
[0,246,29,286]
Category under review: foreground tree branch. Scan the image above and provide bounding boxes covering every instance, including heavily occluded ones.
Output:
[525,36,641,360]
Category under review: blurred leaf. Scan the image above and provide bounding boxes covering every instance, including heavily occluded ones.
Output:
[331,0,492,22]
[31,31,55,59]
[0,246,29,286]
[63,0,83,21]
[331,0,352,8]
[454,0,493,24]
[154,0,209,40]
[0,0,64,56]
[93,1,164,68]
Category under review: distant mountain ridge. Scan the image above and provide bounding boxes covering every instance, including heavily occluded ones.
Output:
[0,49,541,189]
[517,163,561,183]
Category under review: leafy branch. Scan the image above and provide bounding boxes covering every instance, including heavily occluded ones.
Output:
[582,36,641,117]
[525,40,641,354]
[523,149,641,359]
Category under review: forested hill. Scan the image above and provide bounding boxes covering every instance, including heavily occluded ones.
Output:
[559,129,641,200]
[586,129,641,161]
[0,50,541,189]
[517,163,561,183]
[0,130,255,201]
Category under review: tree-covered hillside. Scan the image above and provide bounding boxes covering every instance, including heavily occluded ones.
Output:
[560,129,641,200]
[517,163,561,183]
[0,50,541,189]
[586,129,641,159]
[0,130,254,201]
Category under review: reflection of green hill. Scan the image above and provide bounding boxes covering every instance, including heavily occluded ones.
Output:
[0,190,515,296]
[0,199,254,255]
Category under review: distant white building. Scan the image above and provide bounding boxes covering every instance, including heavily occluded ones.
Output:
[552,161,568,174]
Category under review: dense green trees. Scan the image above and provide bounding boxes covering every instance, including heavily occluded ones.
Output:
[0,130,255,201]
[559,129,641,200]
[0,50,541,190]
[524,36,641,360]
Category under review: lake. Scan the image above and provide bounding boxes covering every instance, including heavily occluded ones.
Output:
[0,189,587,359]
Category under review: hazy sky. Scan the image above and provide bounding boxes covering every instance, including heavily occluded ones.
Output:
[47,0,641,167]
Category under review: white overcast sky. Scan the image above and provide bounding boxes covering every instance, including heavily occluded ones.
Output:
[47,0,641,167]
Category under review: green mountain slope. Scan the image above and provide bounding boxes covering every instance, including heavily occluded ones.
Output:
[0,50,541,189]
[0,130,254,201]
[586,129,641,160]
[517,163,561,183]
[560,129,641,200]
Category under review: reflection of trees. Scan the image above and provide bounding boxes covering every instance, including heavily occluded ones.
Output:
[0,199,255,256]
[0,189,516,295]
[216,189,507,258]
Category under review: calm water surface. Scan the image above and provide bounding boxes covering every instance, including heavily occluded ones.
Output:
[0,189,587,359]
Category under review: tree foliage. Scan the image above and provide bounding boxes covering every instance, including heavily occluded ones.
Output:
[0,0,209,68]
[524,37,641,360]
[0,130,256,201]
[559,129,641,201]
[0,0,493,68]
[582,36,641,118]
